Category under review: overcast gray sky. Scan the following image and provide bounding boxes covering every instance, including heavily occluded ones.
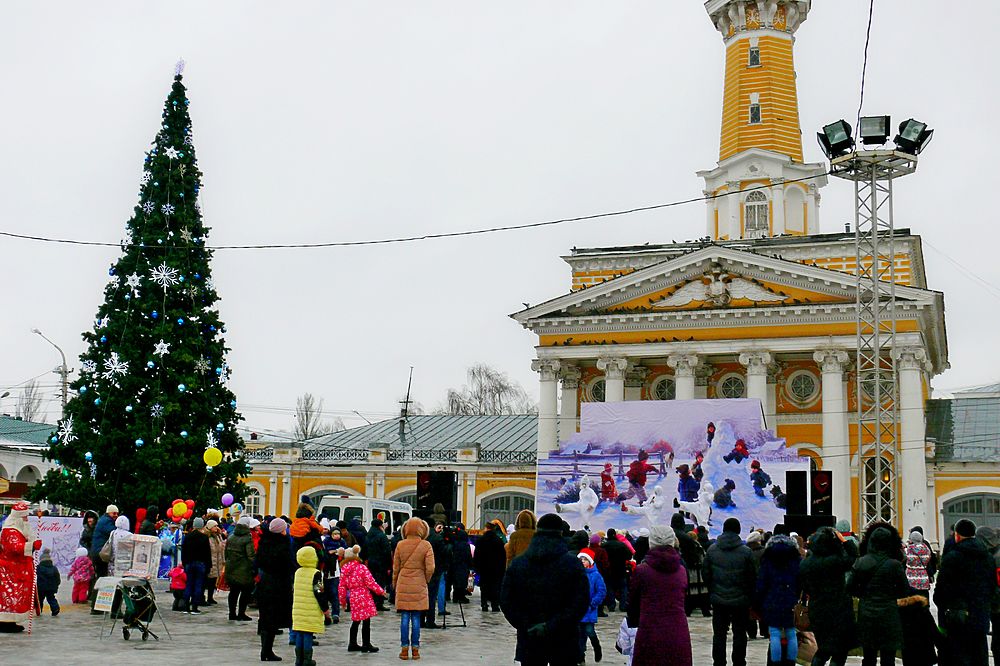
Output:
[3,1,997,436]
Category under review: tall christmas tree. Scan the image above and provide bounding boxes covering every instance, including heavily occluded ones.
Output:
[31,62,247,515]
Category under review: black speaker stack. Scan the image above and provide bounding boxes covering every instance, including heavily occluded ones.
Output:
[414,470,460,524]
[780,469,836,538]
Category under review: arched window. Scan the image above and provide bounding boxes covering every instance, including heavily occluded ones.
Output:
[589,379,606,403]
[392,492,417,509]
[744,191,769,238]
[480,492,535,530]
[652,377,676,401]
[244,487,262,516]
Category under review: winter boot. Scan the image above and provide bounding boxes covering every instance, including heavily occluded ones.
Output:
[592,635,602,662]
[361,619,379,652]
[293,646,302,666]
[260,631,282,661]
[399,647,410,660]
[411,647,420,660]
[348,620,363,651]
[301,649,315,666]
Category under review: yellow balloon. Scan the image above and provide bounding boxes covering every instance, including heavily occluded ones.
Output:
[172,502,187,517]
[203,447,223,467]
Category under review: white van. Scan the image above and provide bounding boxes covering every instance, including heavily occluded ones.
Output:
[315,495,413,534]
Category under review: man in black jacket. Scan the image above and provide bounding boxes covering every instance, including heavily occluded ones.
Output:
[934,518,996,666]
[703,518,755,666]
[181,518,213,614]
[602,528,631,612]
[500,513,590,666]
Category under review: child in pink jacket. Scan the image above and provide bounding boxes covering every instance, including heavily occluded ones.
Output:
[68,547,96,603]
[338,545,385,653]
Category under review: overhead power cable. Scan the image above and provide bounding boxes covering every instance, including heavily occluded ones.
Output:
[0,173,829,251]
[855,0,876,140]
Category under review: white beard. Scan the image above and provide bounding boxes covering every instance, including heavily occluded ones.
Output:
[2,511,33,541]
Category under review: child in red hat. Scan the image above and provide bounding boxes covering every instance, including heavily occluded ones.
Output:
[600,463,617,501]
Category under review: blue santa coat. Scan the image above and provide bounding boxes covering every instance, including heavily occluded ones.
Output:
[581,565,607,623]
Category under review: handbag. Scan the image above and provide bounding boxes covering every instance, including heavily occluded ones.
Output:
[99,538,113,563]
[793,593,810,631]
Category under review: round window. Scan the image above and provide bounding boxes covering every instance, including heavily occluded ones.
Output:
[719,375,746,399]
[589,379,606,402]
[652,378,676,401]
[787,370,819,403]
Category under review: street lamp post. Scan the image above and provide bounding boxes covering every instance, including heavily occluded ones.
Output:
[31,328,71,416]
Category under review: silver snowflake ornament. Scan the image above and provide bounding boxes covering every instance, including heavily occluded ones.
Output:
[153,339,170,356]
[184,135,194,146]
[125,273,141,296]
[164,146,180,160]
[194,357,211,375]
[103,352,129,379]
[150,263,180,289]
[96,316,109,329]
[58,416,76,444]
[150,403,165,419]
[179,228,193,243]
[141,201,155,214]
[81,360,97,374]
[161,203,175,216]
[140,172,151,185]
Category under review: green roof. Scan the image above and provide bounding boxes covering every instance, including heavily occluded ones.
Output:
[926,397,1000,462]
[0,415,55,447]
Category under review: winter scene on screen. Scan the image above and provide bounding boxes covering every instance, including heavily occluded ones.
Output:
[535,399,809,538]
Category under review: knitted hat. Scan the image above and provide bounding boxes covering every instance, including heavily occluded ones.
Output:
[637,527,650,538]
[342,544,361,561]
[39,548,52,563]
[604,462,612,471]
[75,547,89,558]
[676,464,690,475]
[237,516,252,527]
[192,517,205,529]
[909,531,924,543]
[578,548,595,565]
[723,517,741,534]
[205,519,218,530]
[268,518,287,534]
[955,518,977,538]
[536,513,564,531]
[835,519,852,533]
[589,533,602,546]
[750,460,761,469]
[320,517,331,531]
[747,531,764,545]
[248,518,261,529]
[649,525,677,548]
[106,504,119,515]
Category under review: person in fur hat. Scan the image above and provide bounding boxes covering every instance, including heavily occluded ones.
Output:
[338,545,384,653]
[0,501,42,632]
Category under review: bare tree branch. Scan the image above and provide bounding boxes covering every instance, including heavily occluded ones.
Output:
[294,393,342,440]
[436,364,538,415]
[16,380,43,422]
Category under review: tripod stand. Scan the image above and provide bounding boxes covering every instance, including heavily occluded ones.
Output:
[440,596,466,630]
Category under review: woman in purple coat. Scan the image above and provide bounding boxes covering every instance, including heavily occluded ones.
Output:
[627,525,693,666]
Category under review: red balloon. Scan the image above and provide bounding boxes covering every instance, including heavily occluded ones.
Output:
[184,509,193,519]
[173,498,183,507]
[166,507,174,518]
[136,508,147,524]
[185,499,195,509]
[172,515,182,523]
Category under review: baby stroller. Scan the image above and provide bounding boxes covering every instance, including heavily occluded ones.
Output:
[119,579,162,641]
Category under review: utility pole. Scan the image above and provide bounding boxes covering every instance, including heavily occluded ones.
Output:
[398,367,414,449]
[31,328,71,417]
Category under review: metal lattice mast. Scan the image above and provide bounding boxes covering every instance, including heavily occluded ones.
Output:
[831,151,917,527]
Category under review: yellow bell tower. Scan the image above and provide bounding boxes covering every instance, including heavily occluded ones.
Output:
[698,1,828,240]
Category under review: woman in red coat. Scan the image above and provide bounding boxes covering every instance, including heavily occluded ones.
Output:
[627,525,692,666]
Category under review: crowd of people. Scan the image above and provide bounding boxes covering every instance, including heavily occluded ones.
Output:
[3,495,1000,666]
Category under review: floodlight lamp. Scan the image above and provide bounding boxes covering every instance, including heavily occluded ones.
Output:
[817,120,854,159]
[859,115,891,146]
[894,118,934,155]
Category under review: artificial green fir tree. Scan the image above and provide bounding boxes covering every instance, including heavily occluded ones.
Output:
[31,62,247,515]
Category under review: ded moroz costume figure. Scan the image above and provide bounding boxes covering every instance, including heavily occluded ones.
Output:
[0,501,42,632]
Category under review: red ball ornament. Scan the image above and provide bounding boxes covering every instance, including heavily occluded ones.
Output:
[185,499,195,509]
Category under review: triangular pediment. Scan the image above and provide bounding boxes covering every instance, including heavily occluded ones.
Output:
[512,245,936,322]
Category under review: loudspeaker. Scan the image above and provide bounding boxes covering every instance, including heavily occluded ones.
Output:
[416,471,457,514]
[785,470,807,515]
[783,514,836,539]
[811,470,833,516]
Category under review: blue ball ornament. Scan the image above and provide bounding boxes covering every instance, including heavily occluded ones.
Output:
[179,275,185,282]
[79,386,87,394]
[230,400,237,409]
[50,436,58,444]
[178,384,186,392]
[177,318,184,325]
[84,452,93,462]
[108,266,117,276]
[100,336,107,343]
[151,311,158,319]
[94,398,101,406]
[194,273,201,280]
[53,459,60,466]
[181,430,188,438]
[206,465,213,472]
[147,361,155,369]
[209,326,216,332]
[215,367,222,376]
[135,438,144,447]
[125,405,133,413]
[124,294,131,301]
[215,423,224,432]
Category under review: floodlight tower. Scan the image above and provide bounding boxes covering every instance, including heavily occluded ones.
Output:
[817,117,933,528]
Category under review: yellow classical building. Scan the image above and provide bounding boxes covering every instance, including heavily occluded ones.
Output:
[512,0,975,544]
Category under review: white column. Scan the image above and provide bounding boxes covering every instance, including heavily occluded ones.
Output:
[704,189,716,237]
[807,183,820,234]
[739,351,772,406]
[728,180,742,238]
[814,350,851,525]
[625,366,649,401]
[281,472,292,517]
[896,347,929,531]
[268,475,278,516]
[771,179,786,236]
[667,354,699,400]
[597,357,628,403]
[559,366,582,440]
[532,359,561,453]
